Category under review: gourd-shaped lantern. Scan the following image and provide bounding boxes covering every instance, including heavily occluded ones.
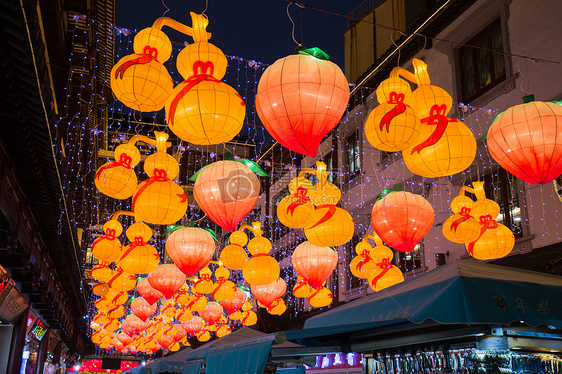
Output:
[301,162,354,247]
[92,219,123,263]
[251,277,287,315]
[166,13,245,145]
[136,277,164,305]
[256,47,350,157]
[487,101,562,184]
[220,230,249,270]
[292,276,313,298]
[292,241,338,308]
[211,266,237,302]
[92,282,110,297]
[166,226,216,276]
[219,288,247,320]
[130,297,158,322]
[148,264,187,299]
[366,235,404,292]
[365,76,420,151]
[199,302,224,326]
[192,159,267,232]
[95,143,141,200]
[399,59,476,177]
[133,132,187,225]
[117,222,159,274]
[349,239,376,279]
[106,268,137,292]
[371,191,434,252]
[277,176,317,229]
[241,222,280,286]
[192,266,214,295]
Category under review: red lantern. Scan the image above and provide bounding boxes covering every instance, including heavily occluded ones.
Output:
[148,264,187,299]
[291,241,338,289]
[121,314,147,337]
[256,49,350,157]
[198,302,223,325]
[136,277,164,305]
[181,316,206,337]
[130,297,157,322]
[193,161,260,232]
[251,277,286,311]
[487,101,562,184]
[371,191,434,252]
[219,288,247,317]
[165,227,216,276]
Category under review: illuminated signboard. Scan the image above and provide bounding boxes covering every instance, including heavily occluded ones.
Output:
[30,318,48,341]
[305,353,363,371]
[0,267,13,305]
[0,266,28,323]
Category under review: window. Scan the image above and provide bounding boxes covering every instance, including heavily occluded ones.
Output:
[459,19,506,102]
[323,150,339,186]
[346,130,361,181]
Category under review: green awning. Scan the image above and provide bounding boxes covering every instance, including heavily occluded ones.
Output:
[206,339,274,374]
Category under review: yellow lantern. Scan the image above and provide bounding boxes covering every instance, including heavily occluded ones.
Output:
[241,310,257,326]
[367,243,404,292]
[305,206,354,247]
[308,287,333,308]
[117,222,159,274]
[292,277,313,298]
[166,13,245,145]
[95,143,141,200]
[192,266,215,294]
[211,266,237,301]
[107,268,137,292]
[241,223,280,286]
[92,282,110,297]
[276,179,316,229]
[349,240,376,279]
[467,217,514,260]
[365,76,420,151]
[92,219,123,263]
[132,132,187,225]
[90,264,114,283]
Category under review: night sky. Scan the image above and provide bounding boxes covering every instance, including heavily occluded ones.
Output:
[116,0,366,69]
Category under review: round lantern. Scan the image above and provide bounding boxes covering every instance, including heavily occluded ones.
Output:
[136,277,164,305]
[487,101,562,184]
[199,302,223,325]
[166,227,216,276]
[251,277,286,315]
[92,282,110,297]
[132,134,187,225]
[365,76,421,152]
[95,143,141,200]
[371,191,434,252]
[92,219,123,263]
[110,27,173,112]
[148,264,187,299]
[117,222,159,274]
[220,244,248,271]
[256,49,350,157]
[466,219,514,260]
[292,241,338,289]
[193,160,260,232]
[442,213,481,244]
[304,206,354,247]
[130,297,158,322]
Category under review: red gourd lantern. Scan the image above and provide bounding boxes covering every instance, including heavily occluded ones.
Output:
[193,160,261,232]
[251,277,286,315]
[117,222,159,275]
[136,277,164,305]
[91,219,123,263]
[95,143,141,200]
[130,297,158,322]
[256,48,350,157]
[371,191,434,252]
[148,264,187,299]
[199,302,223,325]
[166,227,216,276]
[487,101,562,184]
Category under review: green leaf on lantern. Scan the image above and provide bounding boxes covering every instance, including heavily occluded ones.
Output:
[165,225,185,235]
[329,246,337,252]
[549,100,562,106]
[203,228,219,242]
[188,164,211,182]
[235,159,270,177]
[375,184,402,202]
[298,47,330,61]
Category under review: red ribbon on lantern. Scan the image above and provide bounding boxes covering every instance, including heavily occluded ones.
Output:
[287,186,311,215]
[355,249,373,271]
[467,214,499,255]
[380,92,407,132]
[450,207,473,233]
[308,204,337,229]
[411,104,458,154]
[370,258,392,288]
[115,45,159,79]
[95,153,133,179]
[132,169,187,211]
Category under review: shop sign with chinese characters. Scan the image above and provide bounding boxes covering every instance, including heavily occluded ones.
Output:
[306,353,363,371]
[0,266,28,323]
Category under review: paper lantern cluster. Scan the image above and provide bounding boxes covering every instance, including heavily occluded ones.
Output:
[365,59,476,178]
[277,161,354,247]
[349,235,404,292]
[443,181,514,260]
[256,47,350,157]
[110,13,245,145]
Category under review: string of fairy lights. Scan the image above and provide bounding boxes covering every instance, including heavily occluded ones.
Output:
[40,3,562,356]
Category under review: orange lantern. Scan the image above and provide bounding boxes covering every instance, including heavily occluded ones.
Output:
[166,227,216,276]
[132,132,187,225]
[181,316,206,337]
[220,230,248,270]
[192,160,264,232]
[211,266,237,302]
[92,282,110,297]
[349,240,376,279]
[292,277,313,298]
[121,314,147,337]
[256,48,350,157]
[467,216,514,260]
[130,297,158,322]
[276,177,316,229]
[117,222,159,275]
[91,219,123,263]
[166,13,245,145]
[117,332,134,347]
[367,237,404,292]
[192,266,214,295]
[395,59,476,177]
[199,301,223,325]
[136,277,164,305]
[251,277,286,315]
[365,76,420,151]
[219,288,247,318]
[148,264,187,299]
[371,191,434,252]
[241,223,280,286]
[240,310,257,326]
[487,101,562,184]
[95,143,141,200]
[106,268,137,292]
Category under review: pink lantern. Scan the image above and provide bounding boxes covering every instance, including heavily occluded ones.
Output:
[136,277,164,305]
[121,314,147,337]
[250,277,286,309]
[371,191,434,252]
[181,316,206,337]
[198,302,223,325]
[193,161,260,232]
[165,227,216,276]
[130,297,157,322]
[291,241,338,289]
[148,264,187,299]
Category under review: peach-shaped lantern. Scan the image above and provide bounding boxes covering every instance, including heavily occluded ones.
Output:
[371,191,434,252]
[92,219,123,263]
[292,241,338,289]
[166,227,216,276]
[136,277,164,305]
[251,277,286,314]
[132,132,187,225]
[487,101,562,184]
[110,27,173,112]
[219,288,247,318]
[148,264,187,299]
[121,314,147,337]
[95,143,141,200]
[256,49,350,157]
[117,222,159,275]
[181,316,206,337]
[365,76,420,152]
[130,297,158,322]
[199,302,223,325]
[193,160,261,232]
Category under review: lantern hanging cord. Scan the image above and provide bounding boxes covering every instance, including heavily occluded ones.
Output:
[161,0,170,17]
[286,3,301,45]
